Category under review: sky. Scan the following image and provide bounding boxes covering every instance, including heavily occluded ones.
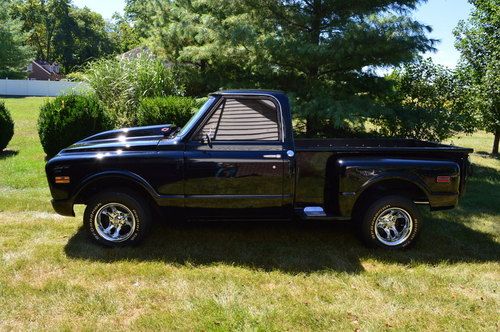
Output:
[72,0,125,19]
[412,0,473,67]
[72,0,473,68]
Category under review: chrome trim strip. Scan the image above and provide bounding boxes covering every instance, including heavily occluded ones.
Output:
[185,194,286,199]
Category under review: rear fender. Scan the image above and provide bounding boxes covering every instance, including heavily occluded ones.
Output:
[356,172,430,199]
[338,171,430,217]
[336,157,460,217]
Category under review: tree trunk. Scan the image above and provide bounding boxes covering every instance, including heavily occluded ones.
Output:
[304,0,322,138]
[493,128,500,155]
[306,115,319,137]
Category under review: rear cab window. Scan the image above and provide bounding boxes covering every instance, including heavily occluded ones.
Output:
[195,97,280,142]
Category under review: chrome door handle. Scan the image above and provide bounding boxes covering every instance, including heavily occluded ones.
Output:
[263,154,282,159]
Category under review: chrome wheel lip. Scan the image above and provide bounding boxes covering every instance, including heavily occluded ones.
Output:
[94,202,136,243]
[374,207,413,246]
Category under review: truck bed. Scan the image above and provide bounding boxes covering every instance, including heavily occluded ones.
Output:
[293,138,473,216]
[295,138,473,153]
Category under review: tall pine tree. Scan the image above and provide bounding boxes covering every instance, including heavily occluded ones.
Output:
[127,0,434,136]
[0,0,32,78]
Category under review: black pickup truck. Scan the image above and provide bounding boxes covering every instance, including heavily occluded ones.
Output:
[46,90,473,249]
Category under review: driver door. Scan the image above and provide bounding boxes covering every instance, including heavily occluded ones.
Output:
[183,96,286,219]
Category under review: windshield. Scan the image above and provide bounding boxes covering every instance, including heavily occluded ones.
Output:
[176,97,216,138]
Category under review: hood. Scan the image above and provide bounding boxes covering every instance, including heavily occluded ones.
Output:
[60,124,174,154]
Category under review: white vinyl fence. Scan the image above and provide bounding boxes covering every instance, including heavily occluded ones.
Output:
[0,79,90,97]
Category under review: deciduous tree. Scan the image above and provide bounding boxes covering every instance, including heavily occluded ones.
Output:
[70,7,117,69]
[454,0,499,154]
[109,13,142,54]
[375,58,477,141]
[12,0,117,72]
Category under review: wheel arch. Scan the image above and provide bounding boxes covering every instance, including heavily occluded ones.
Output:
[351,177,430,218]
[73,171,160,207]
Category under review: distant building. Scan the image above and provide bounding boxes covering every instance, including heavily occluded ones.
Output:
[119,47,154,60]
[27,60,63,81]
[118,47,174,67]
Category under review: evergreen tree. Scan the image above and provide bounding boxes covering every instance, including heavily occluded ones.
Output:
[127,0,434,136]
[0,0,32,78]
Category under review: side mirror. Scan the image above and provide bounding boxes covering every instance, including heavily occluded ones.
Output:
[204,133,213,148]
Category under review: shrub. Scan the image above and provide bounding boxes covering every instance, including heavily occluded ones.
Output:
[0,102,14,151]
[83,54,184,126]
[136,96,204,127]
[374,59,477,142]
[374,105,469,142]
[38,94,114,158]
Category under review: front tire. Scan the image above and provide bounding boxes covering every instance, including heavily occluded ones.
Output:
[358,195,422,249]
[84,190,152,247]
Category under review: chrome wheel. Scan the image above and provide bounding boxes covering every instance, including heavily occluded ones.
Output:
[94,203,136,242]
[374,207,413,246]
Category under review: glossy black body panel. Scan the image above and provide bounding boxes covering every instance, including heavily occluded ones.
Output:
[183,141,286,218]
[45,90,472,220]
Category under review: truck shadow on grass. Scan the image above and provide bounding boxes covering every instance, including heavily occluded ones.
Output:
[64,217,499,275]
[0,150,18,160]
[475,151,500,160]
[64,164,500,274]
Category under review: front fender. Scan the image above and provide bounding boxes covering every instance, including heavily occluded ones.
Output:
[72,170,161,203]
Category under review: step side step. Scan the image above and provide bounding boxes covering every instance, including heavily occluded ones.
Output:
[297,207,349,221]
[303,206,327,217]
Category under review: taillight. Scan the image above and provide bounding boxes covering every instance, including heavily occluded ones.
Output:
[436,176,451,183]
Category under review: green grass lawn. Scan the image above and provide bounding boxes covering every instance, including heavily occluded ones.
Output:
[0,97,499,331]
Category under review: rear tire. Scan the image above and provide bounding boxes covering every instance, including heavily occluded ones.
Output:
[84,190,152,247]
[358,195,422,249]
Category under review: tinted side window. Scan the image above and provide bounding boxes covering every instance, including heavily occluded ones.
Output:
[196,98,279,141]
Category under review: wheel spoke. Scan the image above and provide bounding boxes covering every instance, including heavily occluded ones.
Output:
[382,227,392,240]
[389,226,400,240]
[103,224,113,235]
[112,226,122,238]
[124,217,133,226]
